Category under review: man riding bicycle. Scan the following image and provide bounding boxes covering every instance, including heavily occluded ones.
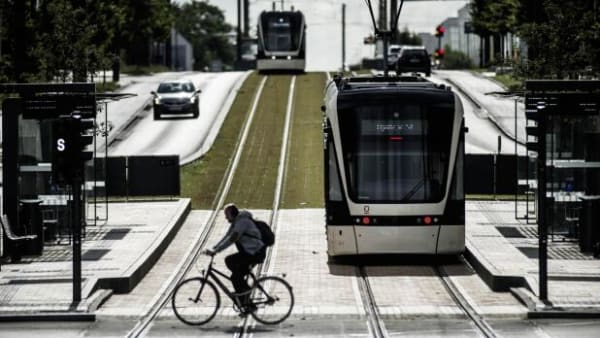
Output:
[204,203,265,311]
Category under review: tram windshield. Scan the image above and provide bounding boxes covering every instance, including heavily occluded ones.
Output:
[262,13,302,52]
[339,100,454,203]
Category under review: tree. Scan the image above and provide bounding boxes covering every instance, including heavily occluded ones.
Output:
[1,0,39,82]
[471,0,519,66]
[114,0,173,67]
[488,0,519,60]
[0,0,128,82]
[395,26,422,46]
[173,1,234,70]
[517,0,599,79]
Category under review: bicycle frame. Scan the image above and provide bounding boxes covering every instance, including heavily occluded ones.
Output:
[195,256,274,309]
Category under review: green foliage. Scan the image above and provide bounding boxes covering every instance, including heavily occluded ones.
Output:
[493,74,523,92]
[95,82,121,93]
[441,46,474,70]
[119,0,174,66]
[0,0,173,82]
[121,64,171,75]
[471,0,600,78]
[173,2,234,70]
[181,73,262,209]
[394,27,422,45]
[471,0,519,36]
[516,0,599,79]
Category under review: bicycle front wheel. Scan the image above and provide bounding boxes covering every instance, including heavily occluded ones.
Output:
[250,276,294,325]
[172,277,220,325]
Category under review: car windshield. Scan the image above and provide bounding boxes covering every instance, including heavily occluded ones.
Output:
[157,82,195,94]
[402,49,427,58]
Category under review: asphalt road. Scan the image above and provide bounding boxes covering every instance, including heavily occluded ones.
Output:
[2,317,600,337]
[107,71,247,165]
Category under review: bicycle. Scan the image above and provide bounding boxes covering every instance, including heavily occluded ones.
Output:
[171,253,294,326]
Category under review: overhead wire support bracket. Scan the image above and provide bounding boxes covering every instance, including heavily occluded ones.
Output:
[363,0,405,77]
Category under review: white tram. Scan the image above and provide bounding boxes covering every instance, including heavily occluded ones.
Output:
[256,10,306,72]
[323,76,465,256]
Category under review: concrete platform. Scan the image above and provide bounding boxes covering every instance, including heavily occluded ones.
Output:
[0,199,190,321]
[465,200,600,318]
[3,200,598,322]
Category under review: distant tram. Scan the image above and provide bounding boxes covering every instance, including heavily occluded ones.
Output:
[256,10,306,72]
[323,75,465,256]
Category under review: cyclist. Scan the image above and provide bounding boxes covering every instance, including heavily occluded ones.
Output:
[204,203,265,311]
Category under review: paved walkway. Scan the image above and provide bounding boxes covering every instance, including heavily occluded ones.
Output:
[2,201,598,321]
[0,199,190,319]
[466,200,600,316]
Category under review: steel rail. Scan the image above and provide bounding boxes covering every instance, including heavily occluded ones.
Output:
[236,75,297,338]
[124,75,268,338]
[435,264,498,338]
[357,266,389,338]
[323,71,388,338]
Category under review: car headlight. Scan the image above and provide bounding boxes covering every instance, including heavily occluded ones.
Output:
[190,96,197,103]
[154,97,161,105]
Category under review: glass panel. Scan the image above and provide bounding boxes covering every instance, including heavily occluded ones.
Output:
[262,13,301,52]
[267,19,292,51]
[339,101,454,203]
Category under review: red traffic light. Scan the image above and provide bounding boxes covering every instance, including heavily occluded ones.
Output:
[434,48,445,58]
[435,25,445,37]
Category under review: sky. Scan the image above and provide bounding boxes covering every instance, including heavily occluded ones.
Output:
[173,0,469,70]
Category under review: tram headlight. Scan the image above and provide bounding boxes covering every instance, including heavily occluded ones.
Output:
[287,55,292,60]
[271,56,276,60]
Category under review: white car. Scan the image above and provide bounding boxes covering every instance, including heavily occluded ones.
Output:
[387,44,402,67]
[151,80,201,120]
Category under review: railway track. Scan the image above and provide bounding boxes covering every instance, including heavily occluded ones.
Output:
[123,74,298,337]
[357,266,389,338]
[235,75,297,338]
[356,261,498,338]
[435,262,498,338]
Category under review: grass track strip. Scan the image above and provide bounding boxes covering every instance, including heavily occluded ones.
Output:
[181,73,262,209]
[225,75,293,208]
[281,72,327,209]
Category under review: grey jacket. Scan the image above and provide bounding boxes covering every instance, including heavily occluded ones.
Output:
[212,210,263,255]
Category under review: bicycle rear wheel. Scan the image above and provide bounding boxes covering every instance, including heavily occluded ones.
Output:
[250,276,294,325]
[172,277,220,325]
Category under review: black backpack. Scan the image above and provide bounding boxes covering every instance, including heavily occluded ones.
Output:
[252,219,275,247]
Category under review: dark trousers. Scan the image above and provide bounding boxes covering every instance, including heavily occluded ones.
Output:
[225,251,259,296]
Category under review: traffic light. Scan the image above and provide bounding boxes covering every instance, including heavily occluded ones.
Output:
[52,116,77,184]
[434,48,445,59]
[51,112,95,185]
[435,25,445,37]
[72,111,95,164]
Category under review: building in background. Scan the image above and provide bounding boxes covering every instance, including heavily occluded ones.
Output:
[435,4,481,66]
[151,28,194,71]
[170,29,194,71]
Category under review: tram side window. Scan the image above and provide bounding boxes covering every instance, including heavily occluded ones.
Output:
[450,133,464,200]
[328,140,343,201]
